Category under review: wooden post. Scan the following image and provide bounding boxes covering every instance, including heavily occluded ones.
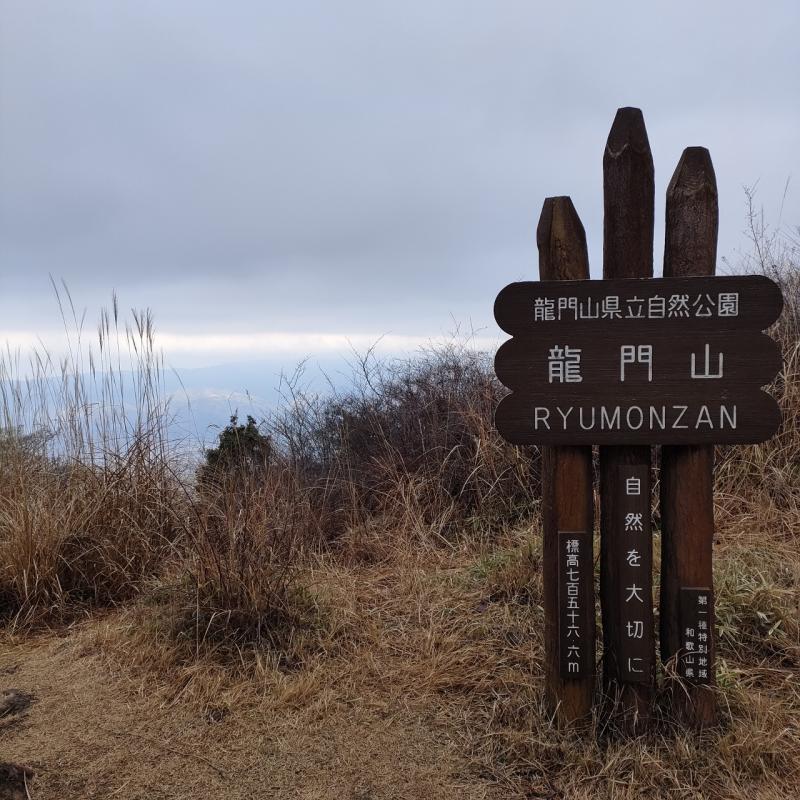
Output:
[660,147,719,727]
[538,197,595,724]
[599,107,655,729]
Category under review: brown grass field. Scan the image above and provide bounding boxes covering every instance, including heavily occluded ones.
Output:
[1,223,798,799]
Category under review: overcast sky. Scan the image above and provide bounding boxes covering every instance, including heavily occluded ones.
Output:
[1,1,798,371]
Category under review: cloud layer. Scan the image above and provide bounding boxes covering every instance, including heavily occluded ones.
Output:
[1,1,798,365]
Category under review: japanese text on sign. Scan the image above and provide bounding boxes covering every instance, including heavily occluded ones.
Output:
[493,277,784,447]
[559,531,592,679]
[495,275,782,335]
[679,588,714,685]
[618,466,653,683]
[533,291,738,322]
[543,340,729,385]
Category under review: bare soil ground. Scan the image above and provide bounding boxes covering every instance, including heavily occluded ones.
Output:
[0,612,499,800]
[3,522,799,800]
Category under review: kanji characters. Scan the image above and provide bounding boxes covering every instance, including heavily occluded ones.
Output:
[625,584,644,603]
[624,512,643,531]
[534,297,555,321]
[690,343,724,379]
[668,294,690,317]
[530,289,743,322]
[548,345,583,383]
[620,344,653,382]
[626,620,644,639]
[718,292,739,316]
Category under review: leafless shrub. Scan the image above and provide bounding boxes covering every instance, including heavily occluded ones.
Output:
[265,342,539,549]
[174,462,323,665]
[716,189,800,518]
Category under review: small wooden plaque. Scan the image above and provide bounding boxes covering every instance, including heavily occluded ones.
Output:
[615,466,653,683]
[558,531,593,680]
[678,588,714,684]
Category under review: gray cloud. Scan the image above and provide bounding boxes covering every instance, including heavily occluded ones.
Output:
[1,1,798,348]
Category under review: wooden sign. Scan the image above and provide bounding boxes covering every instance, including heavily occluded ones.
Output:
[615,466,653,683]
[501,108,786,731]
[678,588,714,684]
[494,276,783,445]
[495,275,782,335]
[558,531,593,679]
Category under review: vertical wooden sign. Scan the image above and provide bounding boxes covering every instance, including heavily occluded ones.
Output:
[678,588,715,684]
[615,466,654,683]
[492,109,783,736]
[599,107,655,728]
[538,197,595,725]
[558,531,593,678]
[660,147,719,726]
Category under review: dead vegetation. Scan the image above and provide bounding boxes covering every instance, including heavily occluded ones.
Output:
[1,220,799,798]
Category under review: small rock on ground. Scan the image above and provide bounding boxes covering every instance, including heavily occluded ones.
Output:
[0,762,34,800]
[0,690,34,719]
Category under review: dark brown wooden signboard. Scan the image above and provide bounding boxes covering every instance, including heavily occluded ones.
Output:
[558,531,593,679]
[494,275,783,446]
[497,108,786,731]
[495,275,782,334]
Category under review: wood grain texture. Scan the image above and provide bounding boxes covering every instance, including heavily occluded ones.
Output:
[557,531,593,677]
[599,107,655,731]
[494,389,781,446]
[603,108,655,280]
[495,330,782,392]
[494,275,783,336]
[537,197,595,725]
[660,146,719,727]
[611,464,653,683]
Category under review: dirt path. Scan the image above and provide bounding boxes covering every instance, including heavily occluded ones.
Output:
[0,622,497,800]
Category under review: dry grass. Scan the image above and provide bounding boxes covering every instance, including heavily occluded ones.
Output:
[82,515,798,799]
[0,291,181,627]
[1,220,799,798]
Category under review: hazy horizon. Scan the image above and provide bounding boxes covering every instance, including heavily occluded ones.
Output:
[2,1,798,403]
